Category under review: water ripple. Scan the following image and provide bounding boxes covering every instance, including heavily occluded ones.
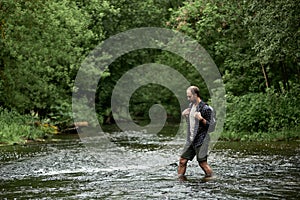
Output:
[0,134,299,199]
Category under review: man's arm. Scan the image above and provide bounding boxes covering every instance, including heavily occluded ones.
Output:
[182,108,191,117]
[194,106,212,128]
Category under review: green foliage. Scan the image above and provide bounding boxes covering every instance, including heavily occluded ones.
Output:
[102,0,173,35]
[155,48,210,101]
[129,84,181,122]
[225,86,300,135]
[221,128,300,142]
[0,0,299,143]
[246,0,299,65]
[245,0,300,92]
[167,0,300,95]
[48,102,73,129]
[167,0,266,96]
[167,0,299,141]
[96,0,182,122]
[0,0,92,115]
[0,0,117,125]
[0,108,50,144]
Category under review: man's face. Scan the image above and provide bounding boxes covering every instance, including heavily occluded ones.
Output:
[186,89,196,103]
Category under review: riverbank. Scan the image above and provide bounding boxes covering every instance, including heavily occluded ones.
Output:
[0,107,299,145]
[1,122,299,146]
[220,128,300,142]
[0,108,84,146]
[0,124,75,146]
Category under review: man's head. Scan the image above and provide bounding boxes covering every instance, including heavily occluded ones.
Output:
[186,86,200,103]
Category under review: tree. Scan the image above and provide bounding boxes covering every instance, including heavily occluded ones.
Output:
[0,0,114,125]
[167,0,262,95]
[0,0,94,116]
[245,0,300,92]
[97,0,185,122]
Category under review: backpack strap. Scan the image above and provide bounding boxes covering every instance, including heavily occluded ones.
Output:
[197,101,206,113]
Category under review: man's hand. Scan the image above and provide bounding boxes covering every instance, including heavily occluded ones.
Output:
[194,112,204,121]
[182,108,191,117]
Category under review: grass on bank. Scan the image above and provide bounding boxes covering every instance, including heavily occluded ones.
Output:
[0,108,57,145]
[221,127,300,142]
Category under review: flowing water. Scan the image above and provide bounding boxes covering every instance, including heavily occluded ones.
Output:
[0,130,299,199]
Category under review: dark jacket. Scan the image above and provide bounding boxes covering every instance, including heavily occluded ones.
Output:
[186,101,212,147]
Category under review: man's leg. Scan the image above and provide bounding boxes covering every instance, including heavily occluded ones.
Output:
[178,145,195,177]
[196,134,212,177]
[199,161,213,177]
[178,157,188,177]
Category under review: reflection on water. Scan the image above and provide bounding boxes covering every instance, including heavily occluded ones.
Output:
[0,132,299,199]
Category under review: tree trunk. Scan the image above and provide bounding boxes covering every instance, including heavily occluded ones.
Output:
[261,64,269,89]
[281,63,290,91]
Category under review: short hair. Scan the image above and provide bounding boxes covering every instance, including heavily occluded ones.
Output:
[188,86,200,97]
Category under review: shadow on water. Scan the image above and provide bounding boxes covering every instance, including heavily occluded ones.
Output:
[0,129,299,199]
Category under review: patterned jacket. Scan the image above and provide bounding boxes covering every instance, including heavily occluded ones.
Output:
[186,101,212,147]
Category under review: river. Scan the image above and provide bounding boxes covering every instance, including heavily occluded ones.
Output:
[0,130,299,199]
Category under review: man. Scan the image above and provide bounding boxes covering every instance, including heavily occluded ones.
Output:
[178,86,213,179]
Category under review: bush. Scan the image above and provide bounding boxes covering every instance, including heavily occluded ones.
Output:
[0,108,52,144]
[225,86,300,136]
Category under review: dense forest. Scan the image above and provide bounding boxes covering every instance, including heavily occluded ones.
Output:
[0,0,299,144]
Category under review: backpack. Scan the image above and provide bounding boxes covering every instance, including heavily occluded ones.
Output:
[206,105,217,133]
